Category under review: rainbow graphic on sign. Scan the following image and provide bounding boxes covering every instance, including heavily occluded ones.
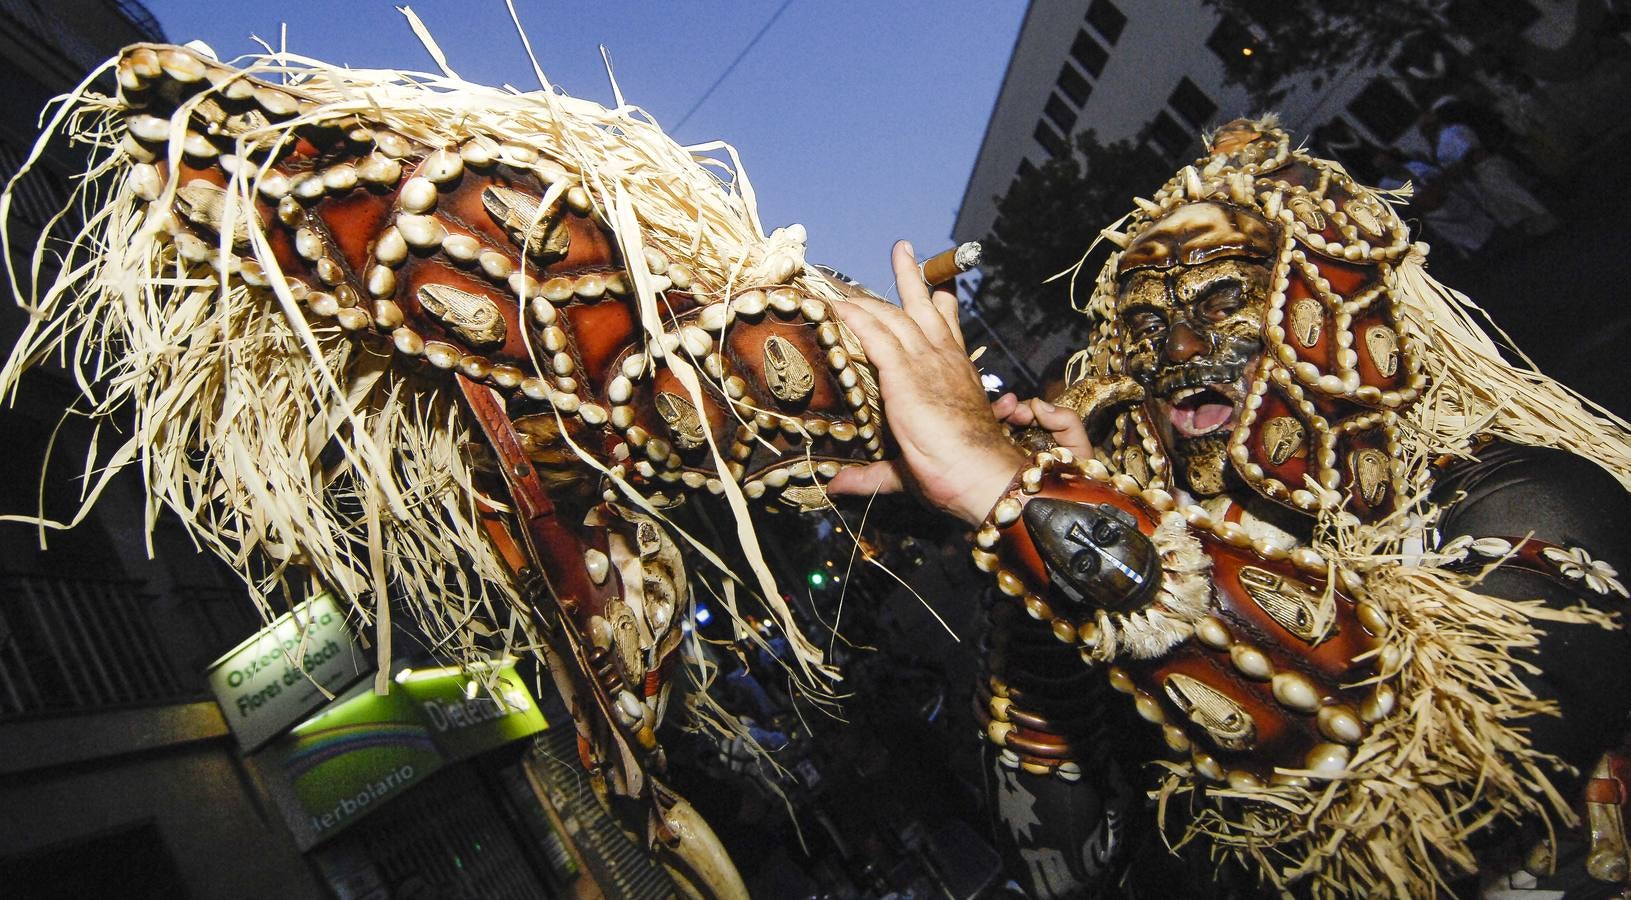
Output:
[283,719,439,776]
[257,659,546,848]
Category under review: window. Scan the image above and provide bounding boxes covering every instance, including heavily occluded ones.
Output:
[1044,93,1078,135]
[1145,111,1194,161]
[0,574,189,716]
[1056,62,1092,107]
[1346,77,1418,144]
[1085,0,1127,45]
[1070,31,1109,78]
[1016,158,1037,181]
[1206,18,1258,63]
[1034,120,1069,159]
[1167,77,1218,128]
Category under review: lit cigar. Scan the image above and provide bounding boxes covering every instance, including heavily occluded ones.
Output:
[919,241,983,287]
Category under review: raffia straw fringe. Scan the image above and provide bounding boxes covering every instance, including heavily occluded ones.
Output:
[1063,151,1631,894]
[1160,552,1614,897]
[0,43,858,711]
[1391,253,1631,488]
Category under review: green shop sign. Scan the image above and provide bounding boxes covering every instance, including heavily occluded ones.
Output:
[255,659,547,849]
[395,662,547,762]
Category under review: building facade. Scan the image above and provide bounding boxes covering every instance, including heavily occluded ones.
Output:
[0,3,334,895]
[0,7,667,898]
[949,0,1582,390]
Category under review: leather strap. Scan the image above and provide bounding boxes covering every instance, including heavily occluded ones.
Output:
[1587,776,1628,806]
[457,375,597,606]
[455,374,646,789]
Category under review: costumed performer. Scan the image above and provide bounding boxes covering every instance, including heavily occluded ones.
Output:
[829,117,1631,898]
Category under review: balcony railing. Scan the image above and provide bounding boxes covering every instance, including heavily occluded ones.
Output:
[0,574,190,717]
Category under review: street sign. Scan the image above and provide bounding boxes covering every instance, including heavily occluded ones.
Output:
[205,593,370,752]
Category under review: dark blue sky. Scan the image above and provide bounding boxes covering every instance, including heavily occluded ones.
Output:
[142,0,1027,294]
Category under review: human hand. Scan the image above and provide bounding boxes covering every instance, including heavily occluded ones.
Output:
[826,241,1027,525]
[992,395,1094,460]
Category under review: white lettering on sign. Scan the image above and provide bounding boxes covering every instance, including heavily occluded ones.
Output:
[422,695,506,731]
[420,680,530,732]
[308,765,416,834]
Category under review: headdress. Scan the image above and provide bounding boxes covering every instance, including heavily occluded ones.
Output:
[1076,116,1631,519]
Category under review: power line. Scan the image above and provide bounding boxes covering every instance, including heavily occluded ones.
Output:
[673,0,795,131]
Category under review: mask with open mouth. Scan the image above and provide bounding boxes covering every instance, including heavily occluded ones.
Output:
[1157,387,1246,496]
[1081,139,1427,520]
[1116,207,1273,498]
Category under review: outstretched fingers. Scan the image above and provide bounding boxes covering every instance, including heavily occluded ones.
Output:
[827,240,1029,524]
[834,288,930,359]
[831,298,910,374]
[891,241,958,351]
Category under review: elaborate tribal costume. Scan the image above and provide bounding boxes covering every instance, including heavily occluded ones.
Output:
[973,118,1631,896]
[7,37,1631,899]
[2,41,887,899]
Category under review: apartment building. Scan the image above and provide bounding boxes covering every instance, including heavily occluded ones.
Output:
[950,0,1562,387]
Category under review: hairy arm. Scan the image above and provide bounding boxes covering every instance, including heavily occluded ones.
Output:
[826,241,1028,525]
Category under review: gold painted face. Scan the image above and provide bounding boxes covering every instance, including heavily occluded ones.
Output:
[1117,258,1271,496]
[1116,203,1275,497]
[1364,326,1399,378]
[1164,672,1257,751]
[762,335,814,403]
[1351,448,1390,506]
